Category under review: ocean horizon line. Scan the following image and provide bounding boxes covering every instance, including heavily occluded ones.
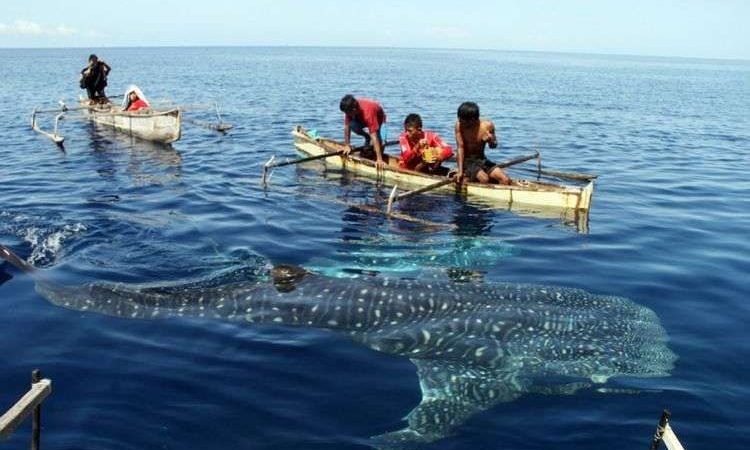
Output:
[0,44,747,64]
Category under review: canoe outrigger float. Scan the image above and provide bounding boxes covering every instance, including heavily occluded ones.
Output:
[287,126,594,219]
[31,89,232,147]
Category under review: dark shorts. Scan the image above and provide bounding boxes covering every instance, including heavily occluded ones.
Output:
[350,119,384,144]
[350,119,385,160]
[465,158,498,181]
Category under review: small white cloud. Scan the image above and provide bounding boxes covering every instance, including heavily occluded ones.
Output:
[0,19,77,37]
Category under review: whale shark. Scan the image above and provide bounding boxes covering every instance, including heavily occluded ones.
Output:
[0,244,676,447]
[306,235,517,278]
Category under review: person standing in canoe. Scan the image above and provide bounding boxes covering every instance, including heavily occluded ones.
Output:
[398,113,454,174]
[454,101,511,185]
[339,94,387,169]
[80,54,111,104]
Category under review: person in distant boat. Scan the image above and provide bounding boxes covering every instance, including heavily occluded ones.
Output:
[123,87,150,112]
[340,94,387,169]
[454,101,511,185]
[398,113,453,174]
[79,54,111,103]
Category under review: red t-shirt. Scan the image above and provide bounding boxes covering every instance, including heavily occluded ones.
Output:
[398,130,454,169]
[344,98,386,132]
[127,99,149,111]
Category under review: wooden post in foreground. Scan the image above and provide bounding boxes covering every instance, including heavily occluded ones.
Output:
[31,370,41,450]
[0,369,52,448]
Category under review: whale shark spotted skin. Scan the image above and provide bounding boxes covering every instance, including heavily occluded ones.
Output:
[0,246,676,446]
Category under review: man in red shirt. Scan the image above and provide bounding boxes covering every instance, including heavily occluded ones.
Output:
[339,94,387,169]
[398,113,454,174]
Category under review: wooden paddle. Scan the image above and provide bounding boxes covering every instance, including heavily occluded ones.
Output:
[514,166,598,182]
[261,139,398,185]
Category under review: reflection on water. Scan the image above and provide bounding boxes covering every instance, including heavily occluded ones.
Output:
[304,199,516,279]
[453,199,494,236]
[86,124,183,187]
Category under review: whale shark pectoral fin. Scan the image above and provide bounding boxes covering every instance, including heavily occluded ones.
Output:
[371,359,526,446]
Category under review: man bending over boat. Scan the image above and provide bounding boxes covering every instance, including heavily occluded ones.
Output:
[455,101,511,185]
[398,113,453,174]
[79,54,111,104]
[340,94,387,169]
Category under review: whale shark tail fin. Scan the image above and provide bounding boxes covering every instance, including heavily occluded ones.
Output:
[0,244,36,274]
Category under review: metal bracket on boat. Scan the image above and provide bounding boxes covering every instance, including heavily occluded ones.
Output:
[536,150,542,173]
[386,185,399,215]
[213,102,233,132]
[261,155,276,186]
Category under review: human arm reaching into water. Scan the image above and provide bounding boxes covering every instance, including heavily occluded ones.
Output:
[484,121,497,148]
[454,120,465,184]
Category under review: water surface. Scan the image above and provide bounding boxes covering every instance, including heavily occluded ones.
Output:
[1,47,749,449]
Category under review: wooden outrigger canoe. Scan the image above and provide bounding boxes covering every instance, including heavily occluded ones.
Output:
[291,126,594,212]
[81,101,182,144]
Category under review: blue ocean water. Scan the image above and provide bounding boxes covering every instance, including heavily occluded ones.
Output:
[0,47,749,449]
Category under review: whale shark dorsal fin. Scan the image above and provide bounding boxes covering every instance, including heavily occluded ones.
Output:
[0,244,36,274]
[371,359,527,446]
[271,264,310,292]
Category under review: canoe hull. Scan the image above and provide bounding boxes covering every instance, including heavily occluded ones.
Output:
[82,102,182,144]
[292,126,594,212]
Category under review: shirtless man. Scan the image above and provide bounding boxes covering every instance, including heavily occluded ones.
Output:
[454,101,511,185]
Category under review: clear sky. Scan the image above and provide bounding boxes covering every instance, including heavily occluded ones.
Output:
[1,0,748,60]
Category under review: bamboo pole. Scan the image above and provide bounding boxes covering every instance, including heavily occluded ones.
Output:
[261,140,399,186]
[386,178,455,214]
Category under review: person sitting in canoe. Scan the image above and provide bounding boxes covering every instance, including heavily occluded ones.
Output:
[398,113,453,174]
[79,54,111,104]
[455,101,511,185]
[339,94,387,169]
[122,85,150,112]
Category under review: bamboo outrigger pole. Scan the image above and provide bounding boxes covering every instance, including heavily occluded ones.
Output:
[30,108,65,146]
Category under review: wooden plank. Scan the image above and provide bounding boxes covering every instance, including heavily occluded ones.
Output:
[0,379,52,440]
